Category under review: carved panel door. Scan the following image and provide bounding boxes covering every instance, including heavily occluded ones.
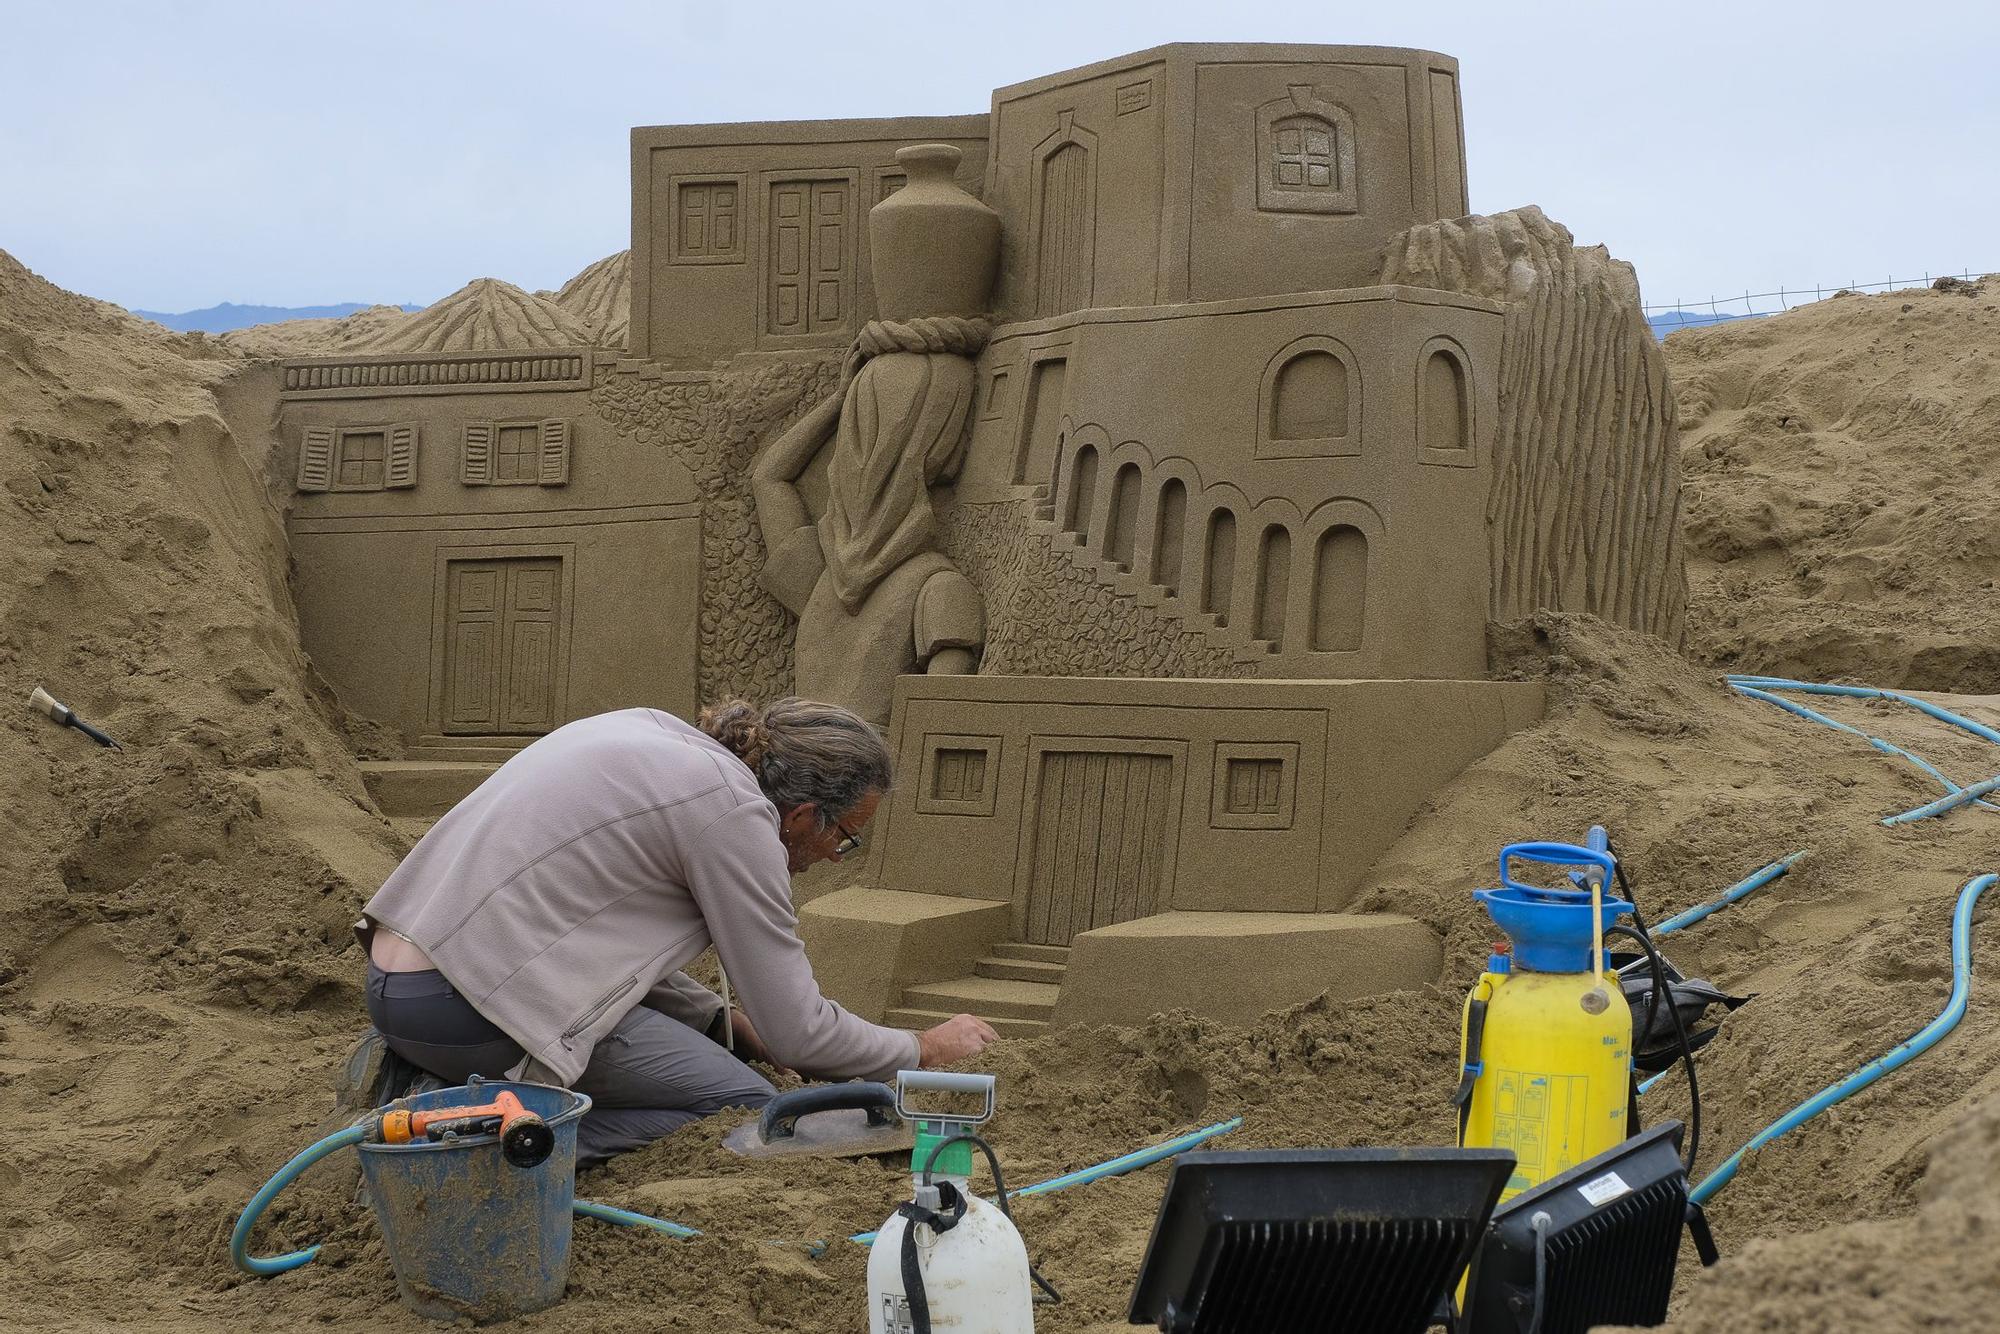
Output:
[442,557,562,734]
[1035,143,1093,317]
[767,178,852,337]
[1020,744,1182,945]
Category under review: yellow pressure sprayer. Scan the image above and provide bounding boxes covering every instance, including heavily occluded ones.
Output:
[1455,834,1635,1203]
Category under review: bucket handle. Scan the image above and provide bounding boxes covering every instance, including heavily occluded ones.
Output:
[1500,841,1617,896]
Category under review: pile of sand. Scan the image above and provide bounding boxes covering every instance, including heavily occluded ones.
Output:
[3,248,1997,1332]
[216,303,418,359]
[1667,278,2000,691]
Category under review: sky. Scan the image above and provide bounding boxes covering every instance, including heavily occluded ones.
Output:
[2,0,1996,315]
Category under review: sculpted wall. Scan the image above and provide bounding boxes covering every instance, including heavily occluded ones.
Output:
[984,44,1468,315]
[281,340,702,756]
[1380,206,1689,643]
[631,117,989,366]
[591,356,841,704]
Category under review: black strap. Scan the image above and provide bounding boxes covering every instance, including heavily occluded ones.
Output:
[895,1183,966,1334]
[1453,997,1489,1141]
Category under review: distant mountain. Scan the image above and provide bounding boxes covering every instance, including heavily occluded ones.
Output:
[132,300,425,333]
[1648,308,1767,340]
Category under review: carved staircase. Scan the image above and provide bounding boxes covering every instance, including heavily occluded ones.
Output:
[882,943,1070,1038]
[1020,481,1280,670]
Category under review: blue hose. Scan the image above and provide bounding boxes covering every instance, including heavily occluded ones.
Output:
[1726,676,2000,746]
[1728,677,2000,814]
[1729,683,1985,804]
[847,1116,1243,1246]
[230,1125,368,1276]
[1882,775,2000,827]
[1654,851,1810,937]
[572,1198,702,1238]
[1688,872,1996,1205]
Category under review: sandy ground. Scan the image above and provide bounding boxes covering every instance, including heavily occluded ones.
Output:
[3,249,1997,1331]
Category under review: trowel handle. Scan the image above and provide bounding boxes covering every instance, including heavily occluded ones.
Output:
[894,1070,996,1125]
[758,1081,897,1140]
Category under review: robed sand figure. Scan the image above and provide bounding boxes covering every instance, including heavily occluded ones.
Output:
[751,146,996,724]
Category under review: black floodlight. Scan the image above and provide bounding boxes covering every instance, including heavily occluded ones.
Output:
[1464,1121,1716,1334]
[1128,1147,1516,1333]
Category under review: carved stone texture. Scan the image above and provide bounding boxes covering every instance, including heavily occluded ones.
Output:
[593,355,844,703]
[1380,205,1688,644]
[939,497,1251,680]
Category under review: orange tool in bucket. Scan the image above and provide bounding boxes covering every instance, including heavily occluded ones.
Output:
[370,1087,556,1168]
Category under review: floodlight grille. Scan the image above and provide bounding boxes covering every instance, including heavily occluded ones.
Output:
[1172,1216,1478,1333]
[1538,1176,1684,1334]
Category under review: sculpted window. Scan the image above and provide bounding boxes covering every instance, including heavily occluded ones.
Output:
[1256,87,1358,215]
[670,176,744,264]
[299,423,416,493]
[462,420,572,487]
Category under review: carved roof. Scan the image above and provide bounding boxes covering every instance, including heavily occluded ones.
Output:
[363,277,593,353]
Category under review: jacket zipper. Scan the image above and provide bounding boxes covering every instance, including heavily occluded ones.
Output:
[560,974,638,1047]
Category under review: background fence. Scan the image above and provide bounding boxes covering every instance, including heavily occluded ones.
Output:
[1645,269,1995,336]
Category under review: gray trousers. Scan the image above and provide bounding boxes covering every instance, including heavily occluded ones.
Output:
[366,964,774,1166]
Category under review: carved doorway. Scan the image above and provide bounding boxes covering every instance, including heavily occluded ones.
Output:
[440,556,564,735]
[1017,739,1185,944]
[1030,113,1097,317]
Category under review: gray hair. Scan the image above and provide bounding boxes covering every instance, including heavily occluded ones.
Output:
[697,696,892,825]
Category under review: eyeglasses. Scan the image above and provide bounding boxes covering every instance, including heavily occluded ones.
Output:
[830,818,865,858]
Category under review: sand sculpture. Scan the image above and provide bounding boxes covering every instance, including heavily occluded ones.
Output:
[273,43,1684,1032]
[748,146,994,724]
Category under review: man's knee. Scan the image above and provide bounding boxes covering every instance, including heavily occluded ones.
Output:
[692,1066,776,1117]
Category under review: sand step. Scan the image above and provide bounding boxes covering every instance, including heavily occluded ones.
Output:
[899,976,1060,1021]
[360,760,501,819]
[988,942,1072,965]
[974,956,1067,984]
[881,1007,1050,1039]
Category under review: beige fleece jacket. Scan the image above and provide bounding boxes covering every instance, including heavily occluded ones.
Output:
[359,708,919,1086]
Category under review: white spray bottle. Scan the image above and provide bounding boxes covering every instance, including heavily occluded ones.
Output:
[867,1071,1035,1334]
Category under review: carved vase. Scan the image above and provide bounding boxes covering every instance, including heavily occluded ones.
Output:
[869,144,1000,322]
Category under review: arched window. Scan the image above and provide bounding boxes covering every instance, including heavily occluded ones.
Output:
[1202,508,1237,626]
[1105,462,1142,570]
[1152,479,1187,595]
[1256,87,1358,215]
[1310,525,1368,653]
[1256,336,1360,459]
[1064,443,1098,537]
[1416,337,1476,467]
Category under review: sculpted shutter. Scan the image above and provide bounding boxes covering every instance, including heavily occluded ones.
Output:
[462,422,492,485]
[538,419,571,487]
[385,422,419,488]
[297,426,334,492]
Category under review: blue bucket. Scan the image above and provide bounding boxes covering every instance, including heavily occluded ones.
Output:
[356,1078,592,1323]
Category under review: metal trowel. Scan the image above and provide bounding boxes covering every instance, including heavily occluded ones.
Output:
[722,1081,914,1160]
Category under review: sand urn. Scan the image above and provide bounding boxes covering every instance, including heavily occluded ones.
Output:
[869,144,1000,322]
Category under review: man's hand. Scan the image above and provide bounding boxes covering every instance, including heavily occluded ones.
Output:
[918,1013,1000,1068]
[727,1007,794,1076]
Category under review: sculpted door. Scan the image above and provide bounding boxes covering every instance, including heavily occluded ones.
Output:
[767,177,853,338]
[442,557,563,734]
[1018,740,1185,944]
